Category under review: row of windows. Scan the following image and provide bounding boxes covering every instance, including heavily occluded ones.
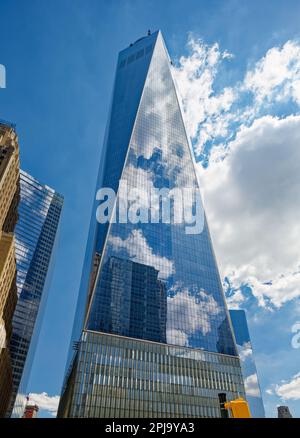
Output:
[119,44,153,70]
[62,332,244,417]
[83,331,239,365]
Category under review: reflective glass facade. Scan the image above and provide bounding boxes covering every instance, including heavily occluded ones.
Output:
[59,331,244,418]
[229,310,265,417]
[8,170,63,417]
[59,31,245,417]
[88,30,237,354]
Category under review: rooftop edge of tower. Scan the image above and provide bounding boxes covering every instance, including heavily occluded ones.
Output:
[118,30,161,59]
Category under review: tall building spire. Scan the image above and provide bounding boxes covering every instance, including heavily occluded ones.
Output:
[58,30,245,418]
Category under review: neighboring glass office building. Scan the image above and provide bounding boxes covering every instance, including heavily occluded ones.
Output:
[229,310,265,417]
[58,30,245,418]
[8,170,63,417]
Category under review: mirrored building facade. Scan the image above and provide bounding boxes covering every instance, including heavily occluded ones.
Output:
[229,309,265,417]
[58,30,245,418]
[8,170,63,417]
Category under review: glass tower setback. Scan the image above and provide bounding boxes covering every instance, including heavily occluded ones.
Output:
[229,309,265,418]
[58,31,245,418]
[8,170,63,417]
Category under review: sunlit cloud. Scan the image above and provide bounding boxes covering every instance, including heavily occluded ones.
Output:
[28,392,60,417]
[268,372,300,401]
[244,373,261,397]
[166,283,221,346]
[174,35,300,309]
[109,229,174,279]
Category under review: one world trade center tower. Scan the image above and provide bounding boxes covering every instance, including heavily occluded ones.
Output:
[58,30,245,418]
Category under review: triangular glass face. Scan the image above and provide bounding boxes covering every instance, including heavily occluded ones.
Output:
[86,33,236,355]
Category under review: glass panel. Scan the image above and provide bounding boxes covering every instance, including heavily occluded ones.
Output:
[87,32,236,356]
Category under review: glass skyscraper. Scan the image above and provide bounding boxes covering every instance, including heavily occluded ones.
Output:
[229,309,265,418]
[8,170,63,417]
[58,30,245,418]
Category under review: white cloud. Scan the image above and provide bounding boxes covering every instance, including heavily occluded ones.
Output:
[166,328,189,347]
[172,36,236,155]
[173,36,300,310]
[166,283,221,346]
[272,372,300,400]
[173,37,300,158]
[226,289,246,310]
[237,341,253,362]
[197,115,300,308]
[28,392,60,417]
[244,373,261,397]
[108,229,174,279]
[243,40,300,105]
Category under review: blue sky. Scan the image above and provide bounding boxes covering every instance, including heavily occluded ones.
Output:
[1,0,300,417]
